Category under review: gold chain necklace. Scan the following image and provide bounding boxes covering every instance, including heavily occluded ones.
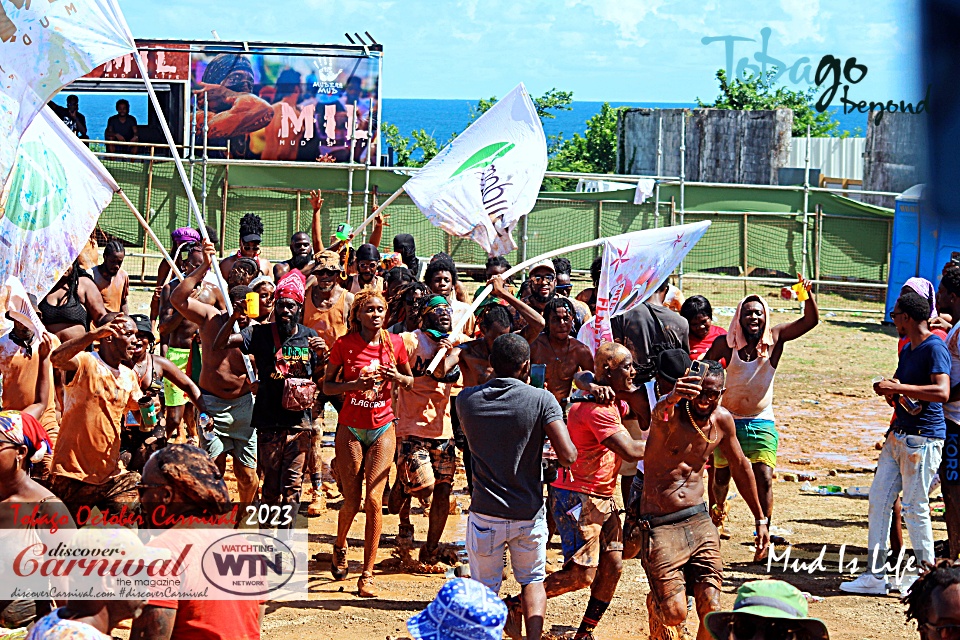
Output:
[685,401,718,444]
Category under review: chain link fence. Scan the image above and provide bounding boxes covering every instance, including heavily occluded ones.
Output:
[96,157,892,314]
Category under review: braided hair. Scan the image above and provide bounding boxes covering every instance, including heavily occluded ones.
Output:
[904,559,960,628]
[103,239,125,257]
[238,213,264,241]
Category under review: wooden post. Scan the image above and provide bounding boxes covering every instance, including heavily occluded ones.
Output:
[815,205,823,296]
[139,147,156,284]
[743,212,749,296]
[296,190,302,234]
[594,200,603,260]
[219,165,229,259]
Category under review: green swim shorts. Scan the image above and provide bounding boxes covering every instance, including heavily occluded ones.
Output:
[712,418,778,469]
[163,347,191,407]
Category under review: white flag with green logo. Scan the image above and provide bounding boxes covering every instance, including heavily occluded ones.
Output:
[0,0,136,190]
[403,83,547,256]
[0,106,118,301]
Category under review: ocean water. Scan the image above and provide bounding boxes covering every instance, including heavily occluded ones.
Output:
[52,93,867,156]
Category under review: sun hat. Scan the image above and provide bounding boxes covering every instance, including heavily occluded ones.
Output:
[705,580,829,640]
[407,578,507,640]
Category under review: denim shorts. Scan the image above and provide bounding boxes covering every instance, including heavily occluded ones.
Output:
[466,507,548,595]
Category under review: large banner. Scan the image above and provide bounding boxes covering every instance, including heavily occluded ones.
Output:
[190,52,380,163]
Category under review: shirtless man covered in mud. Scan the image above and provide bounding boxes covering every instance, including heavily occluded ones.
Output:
[157,243,216,444]
[459,276,544,388]
[530,297,594,403]
[170,241,259,506]
[638,360,769,640]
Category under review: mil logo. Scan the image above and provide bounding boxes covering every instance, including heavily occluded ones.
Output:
[1,141,66,231]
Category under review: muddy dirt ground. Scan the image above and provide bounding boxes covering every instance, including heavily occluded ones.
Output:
[248,310,938,640]
[121,286,935,639]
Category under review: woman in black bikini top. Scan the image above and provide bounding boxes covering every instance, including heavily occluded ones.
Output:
[38,260,107,343]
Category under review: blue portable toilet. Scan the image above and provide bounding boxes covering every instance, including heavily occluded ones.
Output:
[885,184,960,319]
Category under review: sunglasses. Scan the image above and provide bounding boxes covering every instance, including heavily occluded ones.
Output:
[555,284,573,291]
[729,617,801,640]
[316,269,340,277]
[427,305,452,316]
[404,296,423,305]
[530,274,556,283]
[889,310,906,320]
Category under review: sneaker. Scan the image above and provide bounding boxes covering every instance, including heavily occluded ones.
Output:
[839,573,889,595]
[895,574,919,595]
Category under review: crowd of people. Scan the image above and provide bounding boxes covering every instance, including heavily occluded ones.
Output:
[0,192,957,640]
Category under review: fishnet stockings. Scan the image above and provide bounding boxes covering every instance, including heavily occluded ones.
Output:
[334,422,396,574]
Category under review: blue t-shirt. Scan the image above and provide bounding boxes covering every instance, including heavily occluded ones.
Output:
[893,334,950,439]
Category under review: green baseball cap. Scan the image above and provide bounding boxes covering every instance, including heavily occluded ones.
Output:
[705,580,828,640]
[335,223,353,242]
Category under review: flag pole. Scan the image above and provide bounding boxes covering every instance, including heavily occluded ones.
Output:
[348,185,405,240]
[132,53,256,382]
[117,189,183,281]
[425,234,610,374]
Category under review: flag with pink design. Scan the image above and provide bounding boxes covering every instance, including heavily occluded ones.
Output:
[594,221,711,346]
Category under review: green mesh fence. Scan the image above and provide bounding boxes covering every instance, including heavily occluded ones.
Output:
[96,158,892,311]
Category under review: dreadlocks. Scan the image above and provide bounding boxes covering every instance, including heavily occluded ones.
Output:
[388,281,429,328]
[904,559,960,627]
[348,289,388,334]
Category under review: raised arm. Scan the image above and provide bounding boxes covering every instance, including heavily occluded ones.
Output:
[704,332,732,364]
[22,334,55,421]
[367,189,387,248]
[488,275,545,343]
[157,284,184,337]
[50,317,125,371]
[601,431,645,463]
[773,275,819,343]
[310,189,324,252]
[212,305,247,352]
[170,241,219,326]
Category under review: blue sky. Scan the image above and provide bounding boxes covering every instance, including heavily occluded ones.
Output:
[118,0,922,104]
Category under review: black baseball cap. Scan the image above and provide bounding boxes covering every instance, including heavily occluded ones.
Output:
[356,243,380,262]
[240,232,261,244]
[657,349,692,383]
[129,314,155,341]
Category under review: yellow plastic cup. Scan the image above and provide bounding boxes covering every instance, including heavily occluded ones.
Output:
[791,282,809,302]
[245,291,259,318]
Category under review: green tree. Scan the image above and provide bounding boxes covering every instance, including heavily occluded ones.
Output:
[697,69,858,137]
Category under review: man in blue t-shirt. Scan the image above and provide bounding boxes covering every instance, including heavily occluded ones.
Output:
[842,290,950,596]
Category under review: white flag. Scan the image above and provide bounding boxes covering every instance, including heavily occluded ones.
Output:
[0,275,45,339]
[0,0,135,187]
[404,83,547,256]
[0,106,118,302]
[594,221,712,345]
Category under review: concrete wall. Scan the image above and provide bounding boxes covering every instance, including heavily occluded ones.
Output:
[862,112,927,209]
[616,108,793,185]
